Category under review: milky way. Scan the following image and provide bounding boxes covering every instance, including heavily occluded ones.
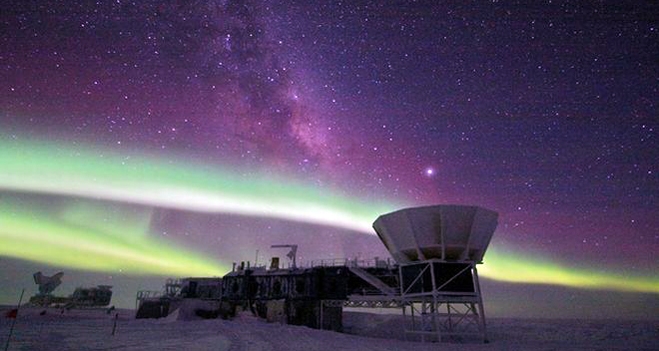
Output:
[1,0,658,308]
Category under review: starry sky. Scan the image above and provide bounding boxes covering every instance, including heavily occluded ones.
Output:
[1,1,658,317]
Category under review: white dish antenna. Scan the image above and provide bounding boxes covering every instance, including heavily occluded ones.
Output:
[373,205,498,263]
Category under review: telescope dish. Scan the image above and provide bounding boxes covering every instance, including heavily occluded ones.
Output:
[373,205,498,263]
[33,271,64,295]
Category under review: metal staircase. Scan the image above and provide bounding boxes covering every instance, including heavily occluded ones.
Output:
[348,266,397,296]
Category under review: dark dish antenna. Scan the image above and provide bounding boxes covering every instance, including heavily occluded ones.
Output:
[33,271,64,296]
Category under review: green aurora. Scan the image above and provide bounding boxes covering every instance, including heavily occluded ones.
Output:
[1,139,658,293]
[0,201,227,276]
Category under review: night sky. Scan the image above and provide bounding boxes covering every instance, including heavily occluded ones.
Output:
[1,1,658,317]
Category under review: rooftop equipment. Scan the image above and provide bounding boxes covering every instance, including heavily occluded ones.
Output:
[270,244,298,268]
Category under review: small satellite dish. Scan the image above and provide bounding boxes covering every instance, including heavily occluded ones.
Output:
[33,271,64,295]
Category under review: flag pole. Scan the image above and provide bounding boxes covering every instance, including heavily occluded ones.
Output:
[4,288,25,351]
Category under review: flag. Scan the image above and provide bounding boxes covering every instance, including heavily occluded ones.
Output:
[5,309,17,319]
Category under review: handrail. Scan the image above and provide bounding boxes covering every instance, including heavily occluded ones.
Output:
[305,257,395,269]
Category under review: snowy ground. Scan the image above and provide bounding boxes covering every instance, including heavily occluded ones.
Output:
[1,306,657,351]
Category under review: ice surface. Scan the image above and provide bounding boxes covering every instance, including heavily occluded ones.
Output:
[1,306,657,350]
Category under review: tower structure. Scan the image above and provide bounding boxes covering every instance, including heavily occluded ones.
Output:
[373,205,498,342]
